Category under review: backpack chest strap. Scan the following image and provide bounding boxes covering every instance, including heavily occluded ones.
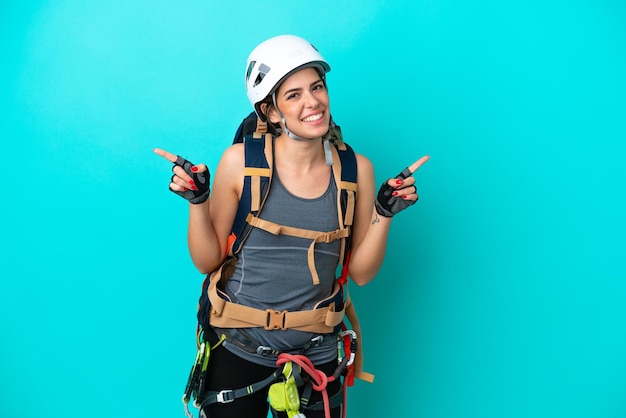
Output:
[245,213,350,285]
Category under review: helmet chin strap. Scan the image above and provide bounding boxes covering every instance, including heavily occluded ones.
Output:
[272,93,334,165]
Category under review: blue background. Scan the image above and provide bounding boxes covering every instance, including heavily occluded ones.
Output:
[2,1,625,417]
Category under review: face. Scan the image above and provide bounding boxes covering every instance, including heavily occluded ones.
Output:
[269,67,331,140]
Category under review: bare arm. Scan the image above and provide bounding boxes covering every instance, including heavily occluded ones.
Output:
[154,145,244,274]
[189,144,243,273]
[346,154,389,285]
[348,154,430,285]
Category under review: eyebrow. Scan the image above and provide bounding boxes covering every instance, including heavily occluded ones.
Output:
[281,79,324,97]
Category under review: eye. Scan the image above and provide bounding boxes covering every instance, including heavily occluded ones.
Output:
[312,83,325,91]
[286,92,299,100]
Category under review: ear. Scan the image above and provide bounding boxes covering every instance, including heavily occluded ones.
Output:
[261,103,281,124]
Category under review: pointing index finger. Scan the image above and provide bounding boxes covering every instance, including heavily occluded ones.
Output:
[406,155,430,175]
[153,148,179,164]
[395,155,430,179]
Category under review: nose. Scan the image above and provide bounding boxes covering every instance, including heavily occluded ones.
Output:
[302,91,320,108]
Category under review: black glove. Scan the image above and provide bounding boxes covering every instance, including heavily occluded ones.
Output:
[374,167,416,217]
[171,156,210,204]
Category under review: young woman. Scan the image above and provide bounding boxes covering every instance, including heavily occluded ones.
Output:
[155,35,429,418]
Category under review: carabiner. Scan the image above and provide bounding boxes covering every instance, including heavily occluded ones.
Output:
[182,395,194,418]
[339,330,357,366]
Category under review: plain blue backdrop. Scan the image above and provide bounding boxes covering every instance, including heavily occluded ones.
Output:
[2,1,625,417]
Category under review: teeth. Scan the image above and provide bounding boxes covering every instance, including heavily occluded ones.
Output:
[302,113,323,122]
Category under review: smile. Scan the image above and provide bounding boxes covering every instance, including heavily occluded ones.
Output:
[302,113,324,123]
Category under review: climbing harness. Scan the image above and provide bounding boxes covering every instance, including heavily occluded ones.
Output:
[188,329,357,418]
[181,113,374,417]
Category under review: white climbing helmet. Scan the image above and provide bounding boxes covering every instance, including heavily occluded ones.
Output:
[245,34,331,120]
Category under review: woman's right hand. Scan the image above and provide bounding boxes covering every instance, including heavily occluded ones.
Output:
[154,148,211,204]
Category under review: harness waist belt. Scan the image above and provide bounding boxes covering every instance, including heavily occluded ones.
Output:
[209,298,346,333]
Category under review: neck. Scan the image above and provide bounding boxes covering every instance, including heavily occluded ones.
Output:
[275,134,325,169]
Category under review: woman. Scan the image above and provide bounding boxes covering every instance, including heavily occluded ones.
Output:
[155,35,429,418]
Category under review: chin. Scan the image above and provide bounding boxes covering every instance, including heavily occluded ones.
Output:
[289,124,328,140]
[310,119,331,136]
[307,128,330,140]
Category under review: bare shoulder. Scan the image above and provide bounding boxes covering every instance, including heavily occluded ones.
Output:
[216,143,244,176]
[214,143,245,196]
[355,153,374,181]
[220,143,245,166]
[351,152,376,246]
[354,153,375,209]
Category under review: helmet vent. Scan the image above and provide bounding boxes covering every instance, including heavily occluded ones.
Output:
[253,63,271,87]
[246,61,256,82]
[254,73,265,87]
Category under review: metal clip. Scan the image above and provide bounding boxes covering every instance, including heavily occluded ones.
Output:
[310,335,324,345]
[339,330,357,366]
[216,390,235,404]
[182,395,194,418]
[256,345,275,356]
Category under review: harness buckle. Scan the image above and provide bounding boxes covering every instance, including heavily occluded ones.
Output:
[265,309,287,330]
[310,335,324,345]
[256,345,276,356]
[216,390,235,404]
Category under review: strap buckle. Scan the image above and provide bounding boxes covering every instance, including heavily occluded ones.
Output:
[310,335,324,345]
[216,390,235,404]
[265,309,287,330]
[257,345,276,356]
[320,229,344,243]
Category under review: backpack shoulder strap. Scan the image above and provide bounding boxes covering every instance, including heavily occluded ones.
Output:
[229,132,274,256]
[330,140,358,267]
[233,112,268,144]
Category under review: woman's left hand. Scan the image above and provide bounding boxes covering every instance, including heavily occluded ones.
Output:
[374,155,430,217]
